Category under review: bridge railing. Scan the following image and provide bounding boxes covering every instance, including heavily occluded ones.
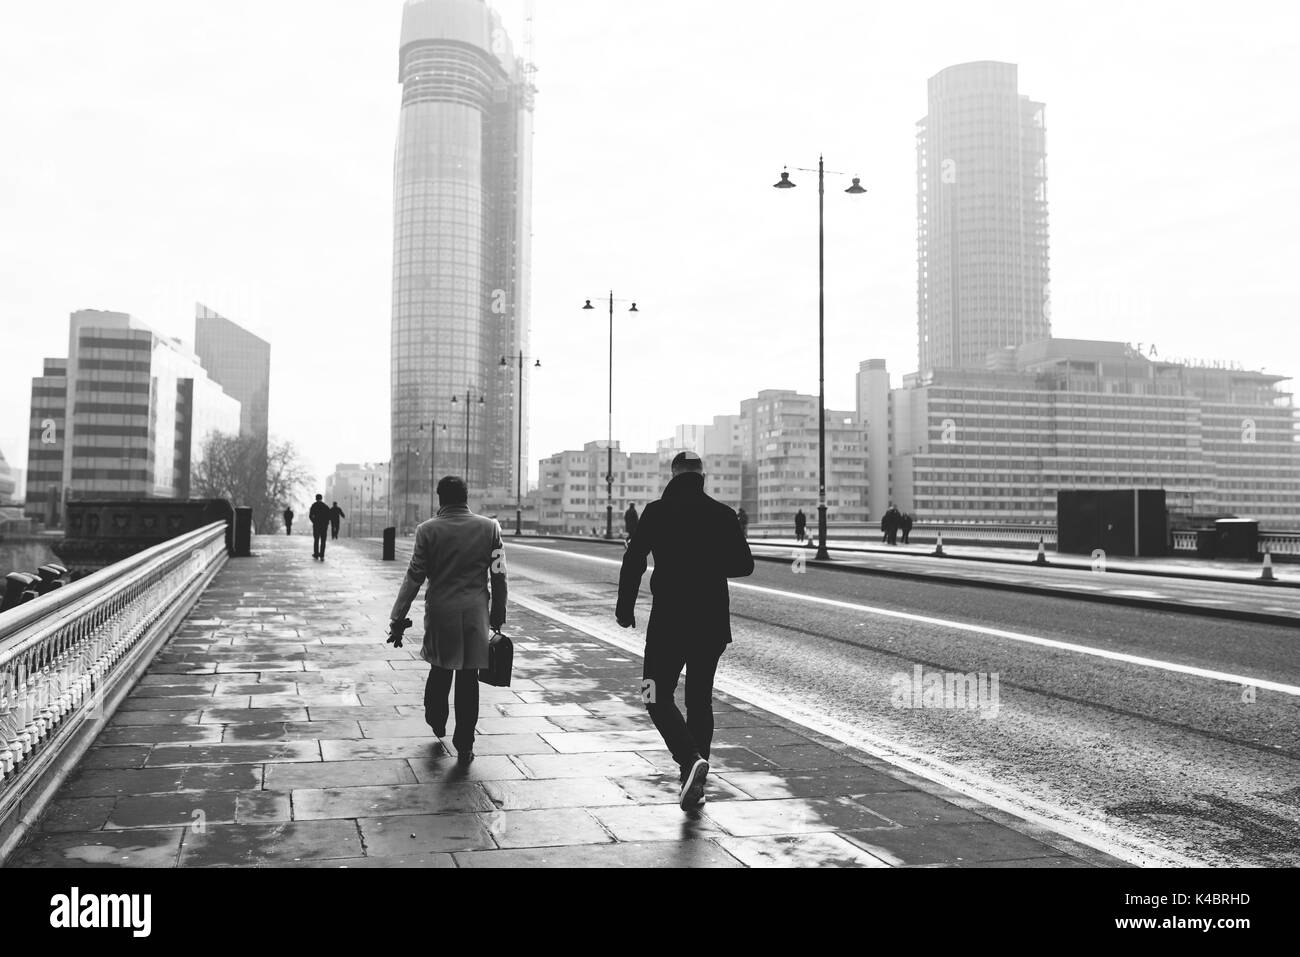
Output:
[746,522,1057,547]
[0,521,228,857]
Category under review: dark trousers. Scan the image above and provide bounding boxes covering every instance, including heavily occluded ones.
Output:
[312,524,328,557]
[424,666,479,751]
[643,639,724,777]
[331,523,340,540]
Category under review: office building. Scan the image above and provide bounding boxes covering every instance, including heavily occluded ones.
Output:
[195,303,270,444]
[738,391,869,524]
[876,339,1300,527]
[0,450,16,505]
[391,0,536,513]
[24,310,241,521]
[917,61,1050,375]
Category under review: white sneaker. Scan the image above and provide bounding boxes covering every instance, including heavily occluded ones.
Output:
[679,758,709,811]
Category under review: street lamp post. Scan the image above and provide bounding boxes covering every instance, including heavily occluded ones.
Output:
[419,418,446,517]
[583,293,639,539]
[501,354,542,536]
[450,390,485,487]
[774,157,867,561]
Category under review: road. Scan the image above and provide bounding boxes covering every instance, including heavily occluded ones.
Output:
[497,538,1300,867]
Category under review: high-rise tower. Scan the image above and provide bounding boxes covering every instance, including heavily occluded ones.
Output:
[392,0,535,518]
[916,61,1049,375]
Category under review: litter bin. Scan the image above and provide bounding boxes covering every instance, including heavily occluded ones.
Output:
[234,507,253,557]
[1215,519,1259,561]
[1194,529,1217,558]
[383,527,397,562]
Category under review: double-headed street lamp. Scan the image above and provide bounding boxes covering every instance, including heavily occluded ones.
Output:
[774,157,867,562]
[418,418,447,517]
[501,353,542,536]
[450,389,485,487]
[582,292,639,540]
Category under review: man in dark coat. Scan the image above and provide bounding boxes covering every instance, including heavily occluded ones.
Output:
[389,476,506,762]
[624,503,639,539]
[794,509,806,543]
[308,494,331,560]
[900,512,913,544]
[882,504,902,546]
[737,507,749,538]
[617,451,754,812]
[329,501,346,540]
[283,506,294,536]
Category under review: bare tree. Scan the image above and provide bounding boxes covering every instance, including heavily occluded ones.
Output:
[192,432,311,532]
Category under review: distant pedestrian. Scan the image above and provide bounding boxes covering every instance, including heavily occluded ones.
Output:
[283,506,294,536]
[309,494,331,560]
[737,507,749,539]
[388,475,507,763]
[617,451,754,813]
[882,504,902,546]
[329,501,346,540]
[900,512,913,545]
[625,503,640,539]
[794,509,806,543]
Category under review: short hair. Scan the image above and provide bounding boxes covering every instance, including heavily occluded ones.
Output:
[671,451,704,474]
[437,475,469,505]
[315,494,323,501]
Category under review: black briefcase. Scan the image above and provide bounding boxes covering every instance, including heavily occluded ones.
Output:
[479,630,513,687]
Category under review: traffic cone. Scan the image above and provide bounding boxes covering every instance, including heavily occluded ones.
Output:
[1034,536,1048,565]
[933,533,945,557]
[1260,549,1276,582]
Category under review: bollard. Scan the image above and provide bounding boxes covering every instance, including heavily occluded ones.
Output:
[234,507,253,557]
[382,527,397,562]
[933,533,945,557]
[1034,536,1049,565]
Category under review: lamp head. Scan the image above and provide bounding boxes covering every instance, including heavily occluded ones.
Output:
[774,169,796,189]
[582,300,595,310]
[846,177,867,195]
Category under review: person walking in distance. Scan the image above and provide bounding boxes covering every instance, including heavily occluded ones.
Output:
[617,451,754,812]
[737,507,749,539]
[624,502,639,540]
[283,506,294,536]
[900,511,913,545]
[388,476,507,763]
[329,501,346,541]
[309,494,331,560]
[794,508,806,543]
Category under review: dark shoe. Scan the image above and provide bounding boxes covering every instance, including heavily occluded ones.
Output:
[679,758,709,811]
[456,750,474,766]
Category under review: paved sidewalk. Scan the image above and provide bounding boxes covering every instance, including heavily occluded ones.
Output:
[8,535,1118,868]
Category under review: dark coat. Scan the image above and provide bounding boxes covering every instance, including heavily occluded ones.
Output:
[624,504,639,536]
[617,472,754,648]
[329,505,346,527]
[308,501,331,528]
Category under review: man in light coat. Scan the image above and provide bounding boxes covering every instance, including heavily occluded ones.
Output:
[389,475,507,762]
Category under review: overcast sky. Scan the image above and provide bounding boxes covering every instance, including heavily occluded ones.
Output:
[1,0,1297,490]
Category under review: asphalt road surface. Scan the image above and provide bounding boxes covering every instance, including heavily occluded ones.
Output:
[498,538,1300,867]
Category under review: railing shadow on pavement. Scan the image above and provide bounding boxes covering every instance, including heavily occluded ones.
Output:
[0,521,231,862]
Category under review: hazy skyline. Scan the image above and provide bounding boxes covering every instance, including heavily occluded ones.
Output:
[2,0,1297,494]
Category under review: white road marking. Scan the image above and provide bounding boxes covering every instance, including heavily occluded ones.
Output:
[512,543,1300,697]
[509,587,1200,868]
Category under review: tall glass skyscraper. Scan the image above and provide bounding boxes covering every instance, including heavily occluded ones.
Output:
[392,0,535,518]
[916,61,1050,375]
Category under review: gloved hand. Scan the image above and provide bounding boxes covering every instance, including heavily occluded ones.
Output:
[616,613,635,629]
[387,618,413,648]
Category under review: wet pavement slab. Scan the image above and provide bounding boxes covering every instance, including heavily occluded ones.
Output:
[6,535,1121,868]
